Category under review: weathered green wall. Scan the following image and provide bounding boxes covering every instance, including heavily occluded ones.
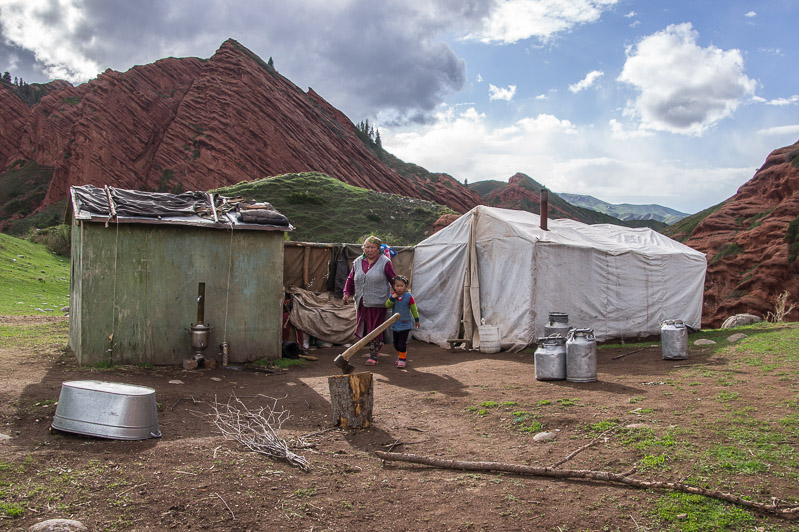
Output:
[69,221,284,365]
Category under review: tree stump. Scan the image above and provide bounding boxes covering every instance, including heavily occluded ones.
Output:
[328,372,373,429]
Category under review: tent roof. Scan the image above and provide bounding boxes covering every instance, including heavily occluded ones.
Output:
[419,205,704,257]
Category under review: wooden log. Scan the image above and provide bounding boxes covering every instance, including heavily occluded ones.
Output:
[328,372,373,429]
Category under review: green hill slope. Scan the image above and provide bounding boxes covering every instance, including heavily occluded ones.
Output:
[213,172,455,245]
[0,232,70,315]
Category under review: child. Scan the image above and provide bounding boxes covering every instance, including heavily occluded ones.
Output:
[385,275,420,368]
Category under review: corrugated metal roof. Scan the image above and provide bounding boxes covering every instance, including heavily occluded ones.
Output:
[69,185,293,232]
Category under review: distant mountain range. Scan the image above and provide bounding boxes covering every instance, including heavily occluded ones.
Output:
[558,193,689,225]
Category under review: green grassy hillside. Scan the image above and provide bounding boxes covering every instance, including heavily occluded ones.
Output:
[0,232,70,315]
[213,172,455,245]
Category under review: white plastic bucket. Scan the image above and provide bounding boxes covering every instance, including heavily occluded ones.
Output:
[479,325,501,354]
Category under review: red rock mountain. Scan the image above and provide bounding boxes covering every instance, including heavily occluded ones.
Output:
[0,39,481,214]
[670,140,799,326]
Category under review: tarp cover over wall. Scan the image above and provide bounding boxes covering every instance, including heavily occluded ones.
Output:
[411,206,707,352]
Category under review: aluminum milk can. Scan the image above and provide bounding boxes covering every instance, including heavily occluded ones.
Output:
[566,328,597,383]
[661,319,688,360]
[534,336,567,381]
[544,312,571,338]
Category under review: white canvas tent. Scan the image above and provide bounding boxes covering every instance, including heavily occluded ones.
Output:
[412,206,706,351]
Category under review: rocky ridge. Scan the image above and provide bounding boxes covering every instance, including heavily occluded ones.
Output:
[0,39,482,215]
[675,140,799,326]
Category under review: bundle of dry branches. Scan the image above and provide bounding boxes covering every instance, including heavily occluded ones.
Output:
[209,394,310,471]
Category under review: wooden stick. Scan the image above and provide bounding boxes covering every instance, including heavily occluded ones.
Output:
[550,428,615,468]
[339,313,400,363]
[612,347,649,360]
[374,451,799,518]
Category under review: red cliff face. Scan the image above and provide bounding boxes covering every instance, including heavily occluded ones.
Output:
[0,39,481,214]
[682,140,799,326]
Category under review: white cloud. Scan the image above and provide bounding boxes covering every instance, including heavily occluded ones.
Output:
[757,124,799,136]
[624,11,636,18]
[535,94,548,100]
[465,0,619,44]
[488,83,517,101]
[745,11,756,18]
[0,0,102,81]
[765,95,799,106]
[382,105,748,212]
[617,23,757,135]
[476,73,483,83]
[569,70,604,93]
[608,119,653,139]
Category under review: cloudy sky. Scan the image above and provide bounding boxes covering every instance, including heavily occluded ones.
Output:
[2,0,798,214]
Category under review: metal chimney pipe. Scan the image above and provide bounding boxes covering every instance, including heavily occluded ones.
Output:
[197,282,206,325]
[540,188,549,231]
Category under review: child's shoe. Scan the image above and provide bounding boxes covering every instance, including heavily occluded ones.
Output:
[396,359,406,368]
[365,357,378,366]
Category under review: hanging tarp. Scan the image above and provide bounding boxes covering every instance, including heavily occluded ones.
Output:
[287,287,357,345]
[412,206,706,352]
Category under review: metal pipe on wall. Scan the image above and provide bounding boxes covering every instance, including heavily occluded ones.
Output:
[540,189,549,231]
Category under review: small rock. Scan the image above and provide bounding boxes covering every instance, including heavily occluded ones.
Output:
[0,432,11,441]
[61,306,70,312]
[168,379,185,385]
[625,423,648,429]
[727,333,747,342]
[721,313,762,329]
[693,339,717,346]
[210,377,222,382]
[29,519,88,531]
[676,513,687,520]
[533,431,557,442]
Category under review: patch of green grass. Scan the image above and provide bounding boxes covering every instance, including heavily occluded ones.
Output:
[254,358,307,369]
[511,411,543,433]
[588,420,619,433]
[0,501,24,518]
[698,445,769,475]
[715,392,740,402]
[557,398,581,407]
[620,427,676,451]
[652,492,756,531]
[638,454,668,471]
[0,233,70,315]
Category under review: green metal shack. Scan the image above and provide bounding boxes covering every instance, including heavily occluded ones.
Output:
[68,185,290,366]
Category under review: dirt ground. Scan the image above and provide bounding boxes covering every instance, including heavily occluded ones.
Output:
[1,316,797,531]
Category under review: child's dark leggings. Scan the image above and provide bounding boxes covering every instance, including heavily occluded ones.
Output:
[393,329,410,352]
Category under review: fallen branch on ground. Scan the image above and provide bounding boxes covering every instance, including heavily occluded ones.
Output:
[208,394,310,471]
[374,451,799,518]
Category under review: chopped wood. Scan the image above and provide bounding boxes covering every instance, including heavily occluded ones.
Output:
[374,451,799,518]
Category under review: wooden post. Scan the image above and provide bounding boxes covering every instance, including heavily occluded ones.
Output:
[328,372,373,429]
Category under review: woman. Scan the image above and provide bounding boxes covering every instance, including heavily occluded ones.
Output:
[343,236,397,365]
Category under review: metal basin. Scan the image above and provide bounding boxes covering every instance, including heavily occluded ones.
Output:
[52,380,161,440]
